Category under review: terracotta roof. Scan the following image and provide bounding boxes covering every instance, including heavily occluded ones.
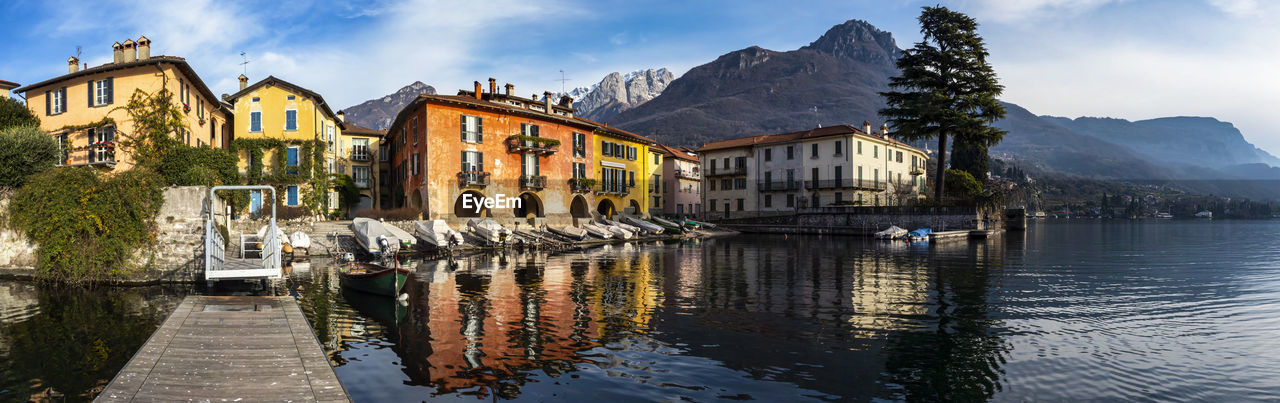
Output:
[389,93,656,145]
[651,143,698,162]
[225,76,346,130]
[13,56,229,113]
[697,124,920,153]
[0,80,18,89]
[343,123,386,137]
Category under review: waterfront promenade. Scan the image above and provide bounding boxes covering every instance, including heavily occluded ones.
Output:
[96,296,348,402]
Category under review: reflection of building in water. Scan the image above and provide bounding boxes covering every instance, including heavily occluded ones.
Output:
[592,250,662,335]
[846,255,931,340]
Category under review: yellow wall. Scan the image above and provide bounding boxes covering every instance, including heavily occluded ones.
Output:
[335,132,381,199]
[592,131,655,216]
[1,88,9,98]
[24,63,229,172]
[230,83,339,174]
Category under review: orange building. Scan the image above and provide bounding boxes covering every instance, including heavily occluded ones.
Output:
[386,79,612,227]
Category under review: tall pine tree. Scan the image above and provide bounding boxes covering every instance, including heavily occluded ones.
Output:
[880,6,1006,199]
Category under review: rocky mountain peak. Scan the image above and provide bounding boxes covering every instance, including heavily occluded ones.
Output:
[342,81,437,130]
[801,19,901,65]
[559,68,676,122]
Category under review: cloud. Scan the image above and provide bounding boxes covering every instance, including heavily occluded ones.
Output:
[962,0,1122,23]
[610,32,629,46]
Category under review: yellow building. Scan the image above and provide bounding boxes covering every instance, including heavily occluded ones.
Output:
[333,111,385,216]
[14,37,231,172]
[225,75,344,212]
[591,124,658,217]
[0,80,17,99]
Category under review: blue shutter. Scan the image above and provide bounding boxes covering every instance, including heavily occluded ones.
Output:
[287,186,298,206]
[287,147,299,166]
[286,110,297,130]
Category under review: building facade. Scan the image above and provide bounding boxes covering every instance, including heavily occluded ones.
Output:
[225,75,344,212]
[698,124,929,219]
[0,80,17,99]
[15,37,231,172]
[334,117,385,216]
[592,124,657,218]
[653,144,702,216]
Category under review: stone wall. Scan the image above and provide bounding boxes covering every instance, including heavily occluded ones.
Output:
[715,206,1002,236]
[0,192,37,270]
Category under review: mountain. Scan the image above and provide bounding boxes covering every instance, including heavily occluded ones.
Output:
[1040,116,1280,168]
[559,68,675,122]
[341,81,436,130]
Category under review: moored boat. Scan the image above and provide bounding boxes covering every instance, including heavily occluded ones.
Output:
[622,216,665,234]
[468,218,512,244]
[599,222,634,239]
[351,217,399,255]
[908,228,932,241]
[339,262,412,297]
[383,223,416,248]
[582,223,614,239]
[601,218,643,235]
[414,220,465,248]
[649,217,685,234]
[549,225,589,241]
[676,219,702,229]
[289,231,311,250]
[874,225,908,240]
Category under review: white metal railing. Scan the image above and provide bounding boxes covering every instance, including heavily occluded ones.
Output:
[261,220,281,271]
[205,218,225,272]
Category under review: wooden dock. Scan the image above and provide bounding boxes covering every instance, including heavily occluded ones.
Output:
[96,296,348,402]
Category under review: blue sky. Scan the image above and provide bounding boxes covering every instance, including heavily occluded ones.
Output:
[3,0,1278,152]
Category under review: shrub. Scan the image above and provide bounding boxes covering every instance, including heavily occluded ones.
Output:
[944,169,982,199]
[9,167,164,284]
[0,97,40,129]
[0,125,60,188]
[354,207,419,221]
[160,146,239,186]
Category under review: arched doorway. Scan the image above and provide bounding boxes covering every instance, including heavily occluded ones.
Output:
[627,199,641,215]
[596,199,616,218]
[570,195,590,218]
[514,192,544,218]
[453,190,489,218]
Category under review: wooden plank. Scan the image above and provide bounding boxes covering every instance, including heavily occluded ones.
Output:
[96,296,349,402]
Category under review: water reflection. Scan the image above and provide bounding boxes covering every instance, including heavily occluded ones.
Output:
[294,235,1013,401]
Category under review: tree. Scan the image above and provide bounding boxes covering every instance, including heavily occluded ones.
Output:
[0,97,40,130]
[880,6,1007,199]
[329,173,361,216]
[944,169,982,199]
[0,125,59,188]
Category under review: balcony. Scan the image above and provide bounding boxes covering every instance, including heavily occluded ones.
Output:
[569,178,595,193]
[595,182,630,196]
[910,166,925,176]
[704,166,746,177]
[457,171,490,188]
[505,135,560,155]
[354,178,370,189]
[674,168,700,180]
[520,175,547,190]
[757,181,801,192]
[804,179,888,191]
[351,146,371,162]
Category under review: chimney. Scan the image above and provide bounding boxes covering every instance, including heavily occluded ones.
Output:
[488,78,497,95]
[863,120,871,135]
[504,83,514,95]
[543,91,553,113]
[881,123,889,137]
[336,110,345,122]
[122,38,137,62]
[238,74,248,90]
[473,81,482,100]
[137,35,151,60]
[68,56,80,74]
[112,42,124,64]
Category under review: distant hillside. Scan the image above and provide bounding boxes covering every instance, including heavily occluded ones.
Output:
[341,81,435,130]
[1041,116,1280,168]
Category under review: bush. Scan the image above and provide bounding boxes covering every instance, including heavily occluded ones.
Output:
[944,169,983,199]
[0,97,40,129]
[160,145,239,186]
[8,167,165,284]
[354,207,419,221]
[0,125,60,188]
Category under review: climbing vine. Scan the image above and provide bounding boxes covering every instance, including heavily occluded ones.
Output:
[229,138,329,214]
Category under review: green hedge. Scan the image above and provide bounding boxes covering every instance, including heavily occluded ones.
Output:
[0,125,60,188]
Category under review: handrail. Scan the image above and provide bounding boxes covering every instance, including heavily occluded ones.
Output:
[205,218,225,272]
[207,185,281,275]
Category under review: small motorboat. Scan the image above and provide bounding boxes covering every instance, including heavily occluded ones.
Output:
[414,220,465,248]
[468,218,512,244]
[685,219,716,229]
[908,228,932,241]
[874,225,908,240]
[549,225,589,241]
[600,222,634,239]
[582,223,614,239]
[339,262,412,297]
[622,216,664,234]
[676,219,702,229]
[1155,212,1174,219]
[647,217,685,234]
[383,222,416,248]
[351,217,399,255]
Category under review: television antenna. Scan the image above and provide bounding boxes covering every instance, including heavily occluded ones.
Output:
[556,70,572,93]
[76,46,82,60]
[239,51,250,75]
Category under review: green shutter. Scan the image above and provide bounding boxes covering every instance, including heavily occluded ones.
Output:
[460,115,467,141]
[106,77,114,104]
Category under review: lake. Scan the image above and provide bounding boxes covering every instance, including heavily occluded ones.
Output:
[2,220,1279,401]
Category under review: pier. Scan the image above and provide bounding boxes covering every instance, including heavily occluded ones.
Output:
[96,296,348,402]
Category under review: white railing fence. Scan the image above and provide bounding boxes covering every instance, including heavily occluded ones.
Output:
[205,218,225,272]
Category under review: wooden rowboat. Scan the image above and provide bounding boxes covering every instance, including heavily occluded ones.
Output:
[339,262,411,297]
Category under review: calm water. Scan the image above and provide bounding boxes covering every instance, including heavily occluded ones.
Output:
[2,220,1280,401]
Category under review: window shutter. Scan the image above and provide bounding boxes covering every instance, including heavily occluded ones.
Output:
[460,115,467,141]
[461,151,467,172]
[476,117,483,143]
[107,77,114,104]
[45,91,50,115]
[60,87,68,113]
[478,152,484,172]
[88,80,94,107]
[88,128,96,163]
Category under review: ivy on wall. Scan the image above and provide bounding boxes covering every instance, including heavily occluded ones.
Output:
[229,138,329,214]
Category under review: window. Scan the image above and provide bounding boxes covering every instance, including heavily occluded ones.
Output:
[722,158,729,169]
[710,200,716,211]
[897,151,904,163]
[411,154,420,175]
[764,148,772,161]
[287,95,295,101]
[787,169,795,184]
[412,117,420,144]
[352,138,370,160]
[87,127,114,163]
[250,111,262,132]
[764,194,773,207]
[737,199,744,211]
[521,123,540,137]
[857,141,863,154]
[811,143,818,158]
[786,145,794,160]
[709,180,716,191]
[460,115,483,143]
[572,162,586,179]
[327,157,335,174]
[284,109,297,131]
[353,166,370,188]
[721,179,730,190]
[874,146,878,158]
[835,192,843,203]
[735,178,746,189]
[47,87,67,115]
[286,146,299,174]
[786,194,795,208]
[287,186,299,206]
[56,133,68,165]
[834,140,843,156]
[628,146,636,160]
[629,171,635,187]
[735,156,746,169]
[811,167,819,183]
[251,97,260,103]
[461,151,483,172]
[573,132,586,157]
[92,78,113,106]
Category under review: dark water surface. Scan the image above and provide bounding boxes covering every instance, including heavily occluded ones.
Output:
[2,220,1280,401]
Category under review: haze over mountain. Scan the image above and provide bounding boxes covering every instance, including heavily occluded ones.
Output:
[341,81,435,130]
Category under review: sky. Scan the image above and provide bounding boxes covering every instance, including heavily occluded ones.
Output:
[2,0,1278,153]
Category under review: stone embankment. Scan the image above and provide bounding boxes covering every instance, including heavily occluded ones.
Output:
[711,206,1006,236]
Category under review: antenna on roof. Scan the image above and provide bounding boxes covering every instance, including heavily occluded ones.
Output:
[239,51,250,75]
[556,70,572,94]
[75,46,82,60]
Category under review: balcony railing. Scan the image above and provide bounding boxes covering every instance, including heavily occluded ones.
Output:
[505,136,559,155]
[569,178,594,193]
[354,178,370,189]
[757,181,801,192]
[705,166,746,177]
[458,171,491,188]
[674,168,700,180]
[520,175,547,190]
[595,182,630,196]
[804,179,888,191]
[351,146,371,161]
[910,166,925,176]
